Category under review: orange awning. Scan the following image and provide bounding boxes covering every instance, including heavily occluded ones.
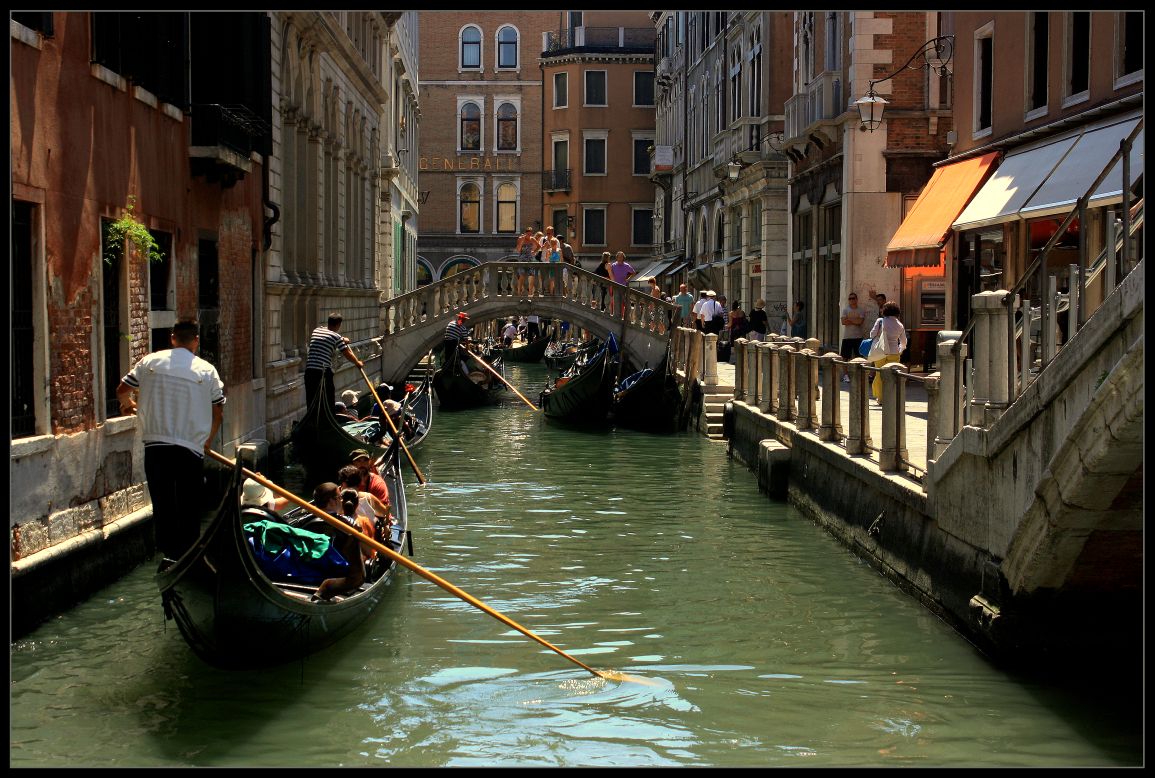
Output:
[885,152,1000,268]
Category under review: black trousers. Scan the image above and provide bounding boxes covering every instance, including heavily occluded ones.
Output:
[305,367,334,412]
[144,443,205,559]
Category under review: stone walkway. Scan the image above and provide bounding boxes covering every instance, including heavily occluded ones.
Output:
[713,358,932,480]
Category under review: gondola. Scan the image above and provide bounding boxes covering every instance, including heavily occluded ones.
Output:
[432,342,506,411]
[543,339,596,372]
[155,439,409,670]
[539,336,618,423]
[498,332,551,363]
[342,375,434,452]
[611,356,682,433]
[291,379,392,485]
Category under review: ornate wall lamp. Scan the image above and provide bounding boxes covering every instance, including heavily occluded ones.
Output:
[855,35,954,132]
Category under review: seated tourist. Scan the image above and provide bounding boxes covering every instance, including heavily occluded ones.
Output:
[312,483,365,601]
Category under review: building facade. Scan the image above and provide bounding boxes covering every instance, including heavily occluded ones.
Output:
[539,11,657,271]
[415,11,556,282]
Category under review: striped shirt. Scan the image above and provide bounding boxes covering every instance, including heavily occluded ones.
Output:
[305,326,347,372]
[444,321,470,342]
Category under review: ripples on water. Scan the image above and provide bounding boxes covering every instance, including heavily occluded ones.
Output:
[9,364,1141,766]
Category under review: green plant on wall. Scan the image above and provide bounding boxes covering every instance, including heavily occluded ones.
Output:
[103,195,164,264]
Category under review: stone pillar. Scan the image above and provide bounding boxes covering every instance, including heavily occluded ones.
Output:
[703,333,719,387]
[878,363,908,471]
[819,352,844,441]
[969,290,997,422]
[687,331,703,385]
[924,374,941,466]
[733,338,747,400]
[985,290,1017,424]
[935,338,967,457]
[758,342,776,415]
[745,339,759,406]
[794,349,818,429]
[845,357,872,454]
[776,343,796,421]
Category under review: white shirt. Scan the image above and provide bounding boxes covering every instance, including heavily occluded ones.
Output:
[122,347,225,455]
[869,316,908,355]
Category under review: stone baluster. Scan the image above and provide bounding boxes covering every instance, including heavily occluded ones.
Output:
[758,341,776,415]
[776,343,796,422]
[986,290,1017,424]
[878,363,908,471]
[794,348,818,429]
[924,374,941,467]
[687,330,703,385]
[845,357,872,454]
[733,338,747,400]
[745,338,759,407]
[968,290,997,424]
[818,352,844,441]
[935,338,967,457]
[703,333,719,387]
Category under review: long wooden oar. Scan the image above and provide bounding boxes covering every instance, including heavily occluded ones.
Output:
[463,349,540,411]
[209,449,652,685]
[357,365,427,485]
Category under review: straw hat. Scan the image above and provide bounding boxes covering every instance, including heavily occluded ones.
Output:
[706,290,717,297]
[754,299,765,309]
[241,478,275,507]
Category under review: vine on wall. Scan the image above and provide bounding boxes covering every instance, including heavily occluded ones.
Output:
[103,196,164,264]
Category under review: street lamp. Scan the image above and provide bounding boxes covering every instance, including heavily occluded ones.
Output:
[726,155,742,181]
[855,35,955,132]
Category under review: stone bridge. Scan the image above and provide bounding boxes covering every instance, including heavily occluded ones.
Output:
[372,261,679,384]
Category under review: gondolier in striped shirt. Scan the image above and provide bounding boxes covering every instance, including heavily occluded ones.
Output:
[305,313,363,414]
[441,311,471,365]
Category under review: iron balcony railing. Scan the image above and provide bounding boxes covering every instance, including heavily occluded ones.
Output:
[542,168,571,192]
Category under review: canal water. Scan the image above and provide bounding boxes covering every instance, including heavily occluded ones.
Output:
[9,363,1141,767]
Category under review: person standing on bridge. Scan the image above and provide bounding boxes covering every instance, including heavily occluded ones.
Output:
[305,313,362,415]
[442,311,471,366]
[514,226,537,297]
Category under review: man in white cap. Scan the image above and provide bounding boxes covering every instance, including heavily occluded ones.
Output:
[692,290,709,331]
[701,291,725,335]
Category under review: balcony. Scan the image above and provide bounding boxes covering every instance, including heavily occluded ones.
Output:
[783,71,844,145]
[543,26,656,55]
[542,168,571,192]
[189,103,269,187]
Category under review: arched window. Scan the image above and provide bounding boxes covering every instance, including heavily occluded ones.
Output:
[416,257,434,287]
[459,183,480,233]
[497,102,518,150]
[461,26,481,70]
[714,211,724,255]
[441,256,480,280]
[497,25,518,69]
[496,182,517,233]
[460,102,481,151]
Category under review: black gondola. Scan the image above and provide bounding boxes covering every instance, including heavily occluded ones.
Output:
[432,343,506,411]
[611,356,682,433]
[498,333,551,363]
[342,375,434,452]
[543,339,596,372]
[539,337,618,423]
[155,440,409,670]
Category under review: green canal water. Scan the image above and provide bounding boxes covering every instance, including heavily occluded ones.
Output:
[9,364,1142,767]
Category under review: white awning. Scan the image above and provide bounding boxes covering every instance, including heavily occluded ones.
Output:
[1020,115,1143,220]
[633,258,676,282]
[952,134,1078,232]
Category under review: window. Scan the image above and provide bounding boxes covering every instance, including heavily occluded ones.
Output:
[12,12,53,36]
[632,207,654,247]
[750,200,762,250]
[496,182,517,233]
[91,12,189,107]
[748,28,762,120]
[583,207,607,246]
[101,219,127,419]
[460,182,480,233]
[1027,12,1049,114]
[11,201,39,437]
[1065,12,1090,99]
[633,138,652,176]
[496,102,518,151]
[1117,12,1143,80]
[583,134,607,175]
[552,209,569,241]
[975,24,994,135]
[460,101,481,151]
[554,72,568,108]
[729,46,742,123]
[148,230,175,351]
[585,70,607,106]
[497,25,518,69]
[460,25,481,70]
[714,211,724,255]
[634,71,655,106]
[552,137,569,174]
[824,13,841,71]
[791,210,813,323]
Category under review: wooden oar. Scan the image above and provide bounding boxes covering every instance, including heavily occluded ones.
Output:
[463,349,540,411]
[208,450,652,686]
[357,365,427,485]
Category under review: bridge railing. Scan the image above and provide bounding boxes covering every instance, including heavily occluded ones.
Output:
[381,261,679,340]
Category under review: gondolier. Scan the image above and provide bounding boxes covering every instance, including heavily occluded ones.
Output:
[442,311,471,364]
[305,313,362,414]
